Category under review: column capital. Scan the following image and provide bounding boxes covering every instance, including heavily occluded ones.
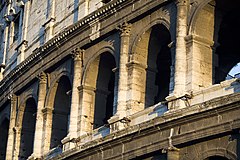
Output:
[185,34,214,47]
[126,60,147,70]
[10,94,17,103]
[41,107,53,114]
[37,72,47,84]
[72,47,84,61]
[77,85,95,93]
[118,22,132,37]
[175,0,189,6]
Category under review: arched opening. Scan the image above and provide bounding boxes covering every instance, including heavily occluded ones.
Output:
[188,0,240,89]
[205,156,228,160]
[0,118,9,160]
[145,24,172,107]
[50,76,71,149]
[212,0,240,83]
[93,52,116,129]
[19,98,37,159]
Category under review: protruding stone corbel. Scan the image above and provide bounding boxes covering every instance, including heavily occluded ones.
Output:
[16,0,25,7]
[15,40,28,51]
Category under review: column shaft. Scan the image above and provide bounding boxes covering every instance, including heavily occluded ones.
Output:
[33,72,47,158]
[42,107,53,153]
[68,48,83,139]
[174,0,189,95]
[116,23,131,118]
[6,95,17,160]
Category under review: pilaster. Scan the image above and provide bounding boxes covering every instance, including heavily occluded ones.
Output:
[63,48,83,150]
[13,126,21,160]
[15,0,31,64]
[116,22,131,118]
[2,25,9,66]
[78,85,96,135]
[185,34,214,91]
[42,107,53,154]
[108,23,132,131]
[6,94,17,160]
[126,61,146,113]
[172,0,189,109]
[33,72,47,158]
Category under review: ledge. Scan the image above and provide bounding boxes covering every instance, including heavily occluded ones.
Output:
[51,92,240,159]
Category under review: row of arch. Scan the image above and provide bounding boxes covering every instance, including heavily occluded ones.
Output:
[3,23,173,159]
[0,0,239,159]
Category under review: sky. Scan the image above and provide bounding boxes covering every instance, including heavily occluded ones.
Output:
[228,62,240,77]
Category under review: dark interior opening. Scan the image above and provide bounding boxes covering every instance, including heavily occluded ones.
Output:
[0,118,9,160]
[50,76,71,149]
[145,24,172,107]
[94,52,116,129]
[213,0,240,83]
[19,98,37,159]
[102,0,111,4]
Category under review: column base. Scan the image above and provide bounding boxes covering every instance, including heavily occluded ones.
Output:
[166,92,192,110]
[27,153,42,160]
[108,115,130,133]
[61,135,77,151]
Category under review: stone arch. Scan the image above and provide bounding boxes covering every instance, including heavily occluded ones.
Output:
[204,156,228,160]
[16,94,37,128]
[130,20,172,108]
[42,71,72,150]
[82,49,117,129]
[187,0,240,85]
[188,0,214,35]
[130,18,171,63]
[200,148,237,160]
[82,45,116,85]
[16,96,37,160]
[44,71,72,110]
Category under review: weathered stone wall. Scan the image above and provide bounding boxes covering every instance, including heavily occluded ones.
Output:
[0,0,240,159]
[0,0,104,75]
